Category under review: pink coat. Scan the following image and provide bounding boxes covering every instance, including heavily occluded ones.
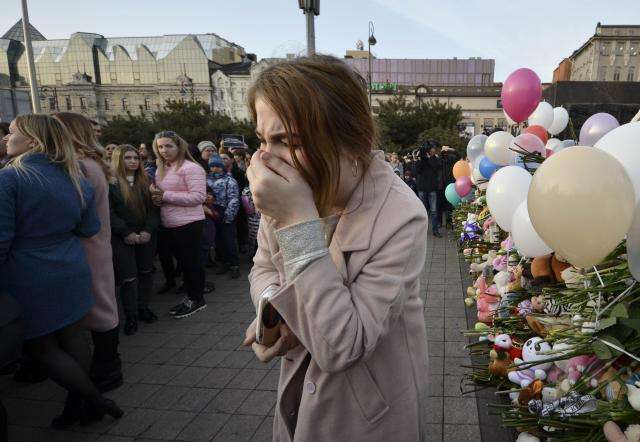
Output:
[80,158,118,332]
[250,151,430,442]
[155,160,206,228]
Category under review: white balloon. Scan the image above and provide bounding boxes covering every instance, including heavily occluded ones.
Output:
[546,138,562,152]
[467,134,487,163]
[486,166,532,232]
[511,201,553,258]
[548,107,569,135]
[528,101,554,130]
[484,131,515,166]
[472,167,487,190]
[595,122,640,280]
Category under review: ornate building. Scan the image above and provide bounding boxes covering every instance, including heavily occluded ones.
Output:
[553,23,640,83]
[0,20,255,123]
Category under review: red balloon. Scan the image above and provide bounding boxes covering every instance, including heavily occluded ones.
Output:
[524,125,548,144]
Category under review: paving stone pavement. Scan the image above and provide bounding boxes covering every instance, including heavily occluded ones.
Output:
[2,229,480,441]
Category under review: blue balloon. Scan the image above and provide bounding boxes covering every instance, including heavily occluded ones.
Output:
[479,156,501,179]
[445,183,461,207]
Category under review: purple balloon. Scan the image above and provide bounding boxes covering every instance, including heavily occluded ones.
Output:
[455,176,472,197]
[579,113,620,146]
[501,68,542,123]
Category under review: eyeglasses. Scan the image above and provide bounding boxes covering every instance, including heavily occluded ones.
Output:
[155,130,178,139]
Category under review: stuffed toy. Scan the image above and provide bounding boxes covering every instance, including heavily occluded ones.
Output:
[550,254,571,282]
[508,337,553,388]
[490,334,522,361]
[626,381,640,411]
[493,270,512,297]
[531,254,556,285]
[507,265,524,292]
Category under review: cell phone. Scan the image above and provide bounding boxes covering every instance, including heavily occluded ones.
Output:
[256,295,282,347]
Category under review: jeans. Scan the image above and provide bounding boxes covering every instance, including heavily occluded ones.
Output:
[112,234,156,318]
[215,220,240,267]
[428,191,440,234]
[158,221,205,303]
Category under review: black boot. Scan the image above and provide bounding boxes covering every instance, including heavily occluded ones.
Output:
[80,396,124,426]
[90,327,123,393]
[51,393,84,429]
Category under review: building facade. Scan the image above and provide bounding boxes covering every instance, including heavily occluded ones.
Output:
[553,23,639,83]
[0,20,253,123]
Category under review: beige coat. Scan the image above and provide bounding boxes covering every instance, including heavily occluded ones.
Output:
[250,151,430,442]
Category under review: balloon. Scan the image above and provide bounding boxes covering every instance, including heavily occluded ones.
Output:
[484,131,515,165]
[528,101,554,130]
[545,149,554,158]
[479,156,501,179]
[501,68,542,123]
[579,113,620,146]
[472,167,487,190]
[461,192,475,203]
[561,139,576,149]
[511,201,553,258]
[546,138,562,151]
[486,166,532,232]
[452,160,471,179]
[528,147,635,268]
[503,110,516,126]
[466,134,487,163]
[523,125,548,144]
[445,183,461,207]
[455,176,472,197]
[595,122,640,279]
[512,133,545,157]
[548,107,569,135]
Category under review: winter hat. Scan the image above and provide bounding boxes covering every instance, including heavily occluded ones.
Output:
[208,155,224,169]
[198,140,216,152]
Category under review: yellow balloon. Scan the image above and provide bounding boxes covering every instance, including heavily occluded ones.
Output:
[528,146,635,268]
[453,160,471,179]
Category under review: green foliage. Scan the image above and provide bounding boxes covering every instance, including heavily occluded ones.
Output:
[417,126,468,157]
[375,95,464,151]
[101,100,258,148]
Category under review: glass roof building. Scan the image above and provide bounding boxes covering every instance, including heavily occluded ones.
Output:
[0,20,252,122]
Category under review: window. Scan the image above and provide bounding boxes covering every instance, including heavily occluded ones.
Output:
[628,66,636,81]
[80,97,87,110]
[144,97,151,111]
[614,66,621,81]
[483,119,494,131]
[65,96,72,111]
[631,42,639,56]
[48,97,56,111]
[600,42,610,56]
[598,66,608,80]
[121,98,128,110]
[104,98,110,110]
[496,99,503,109]
[615,42,625,55]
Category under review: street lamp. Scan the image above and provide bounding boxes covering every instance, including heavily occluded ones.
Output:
[368,21,377,107]
[299,0,320,56]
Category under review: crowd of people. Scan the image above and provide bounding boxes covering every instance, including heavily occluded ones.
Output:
[387,143,460,237]
[0,113,258,433]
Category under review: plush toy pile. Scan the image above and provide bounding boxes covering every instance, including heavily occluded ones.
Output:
[450,67,640,442]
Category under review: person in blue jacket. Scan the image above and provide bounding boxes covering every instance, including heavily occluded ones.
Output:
[0,114,123,428]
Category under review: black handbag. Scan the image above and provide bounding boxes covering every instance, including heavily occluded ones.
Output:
[0,293,24,371]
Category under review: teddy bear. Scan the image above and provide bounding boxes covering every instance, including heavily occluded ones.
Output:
[508,337,553,389]
[507,265,524,292]
[488,334,519,378]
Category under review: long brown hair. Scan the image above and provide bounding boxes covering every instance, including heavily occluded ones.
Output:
[10,114,86,204]
[247,54,375,216]
[111,144,151,221]
[52,112,112,180]
[152,130,196,181]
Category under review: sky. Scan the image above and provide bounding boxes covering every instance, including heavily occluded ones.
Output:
[2,0,640,82]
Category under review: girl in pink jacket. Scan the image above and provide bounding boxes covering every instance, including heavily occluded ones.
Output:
[150,131,207,319]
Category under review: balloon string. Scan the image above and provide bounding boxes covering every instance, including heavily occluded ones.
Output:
[593,266,605,330]
[596,281,636,320]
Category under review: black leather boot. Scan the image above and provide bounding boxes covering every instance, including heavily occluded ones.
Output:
[90,327,123,393]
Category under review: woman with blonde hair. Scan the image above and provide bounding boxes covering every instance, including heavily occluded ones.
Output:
[53,112,121,393]
[0,114,123,428]
[243,55,429,441]
[150,130,207,318]
[110,145,159,335]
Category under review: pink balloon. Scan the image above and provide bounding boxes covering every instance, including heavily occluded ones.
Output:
[511,133,546,157]
[545,148,554,157]
[455,176,472,197]
[501,68,542,123]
